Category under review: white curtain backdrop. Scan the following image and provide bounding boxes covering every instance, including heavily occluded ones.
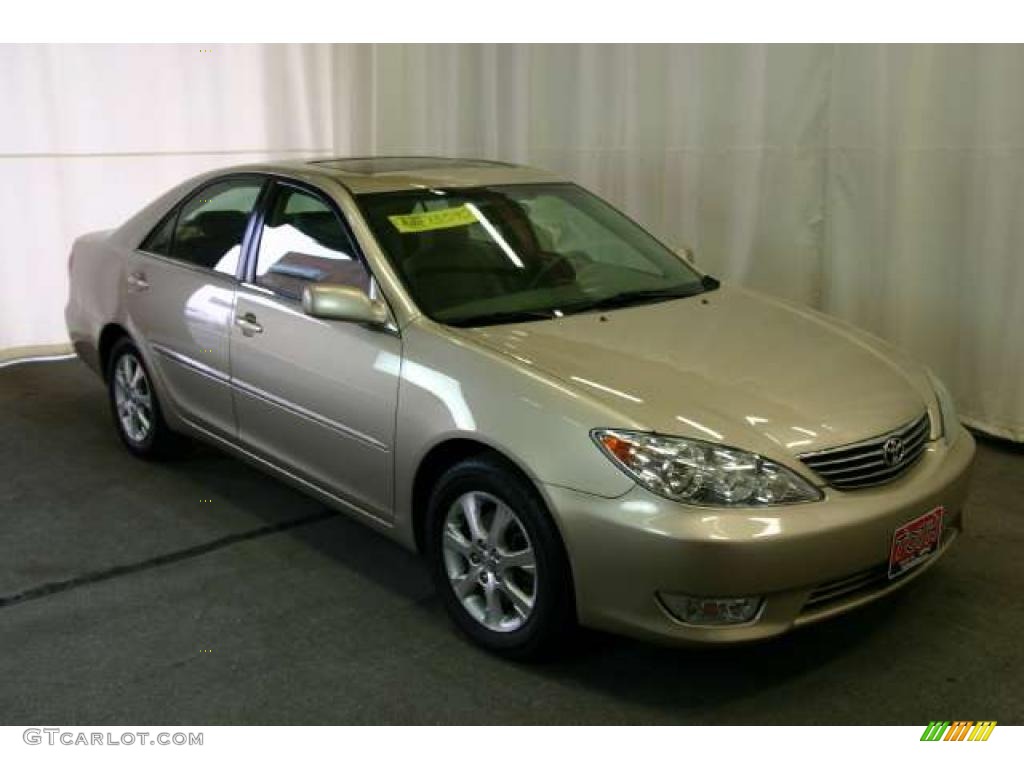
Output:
[1,44,1022,440]
[0,43,336,359]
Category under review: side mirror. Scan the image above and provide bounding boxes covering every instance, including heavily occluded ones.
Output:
[676,245,696,265]
[302,283,389,327]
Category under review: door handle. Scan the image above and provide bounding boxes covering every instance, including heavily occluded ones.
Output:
[235,312,263,337]
[126,271,150,292]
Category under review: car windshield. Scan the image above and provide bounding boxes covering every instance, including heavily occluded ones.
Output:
[356,183,709,327]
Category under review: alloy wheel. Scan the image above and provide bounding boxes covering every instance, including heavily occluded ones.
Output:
[113,353,153,444]
[442,491,538,633]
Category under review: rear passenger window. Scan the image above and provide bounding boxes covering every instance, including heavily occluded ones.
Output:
[171,179,262,275]
[140,210,176,256]
[254,186,369,301]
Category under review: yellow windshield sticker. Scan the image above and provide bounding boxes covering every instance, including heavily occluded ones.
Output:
[388,205,477,233]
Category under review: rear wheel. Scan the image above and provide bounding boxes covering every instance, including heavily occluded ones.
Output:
[427,456,575,660]
[107,338,179,458]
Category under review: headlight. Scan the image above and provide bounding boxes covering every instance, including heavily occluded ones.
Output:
[928,370,959,445]
[592,429,823,506]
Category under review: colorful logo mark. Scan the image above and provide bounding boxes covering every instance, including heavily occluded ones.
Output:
[920,721,997,741]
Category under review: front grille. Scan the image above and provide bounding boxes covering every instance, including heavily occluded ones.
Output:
[799,413,930,490]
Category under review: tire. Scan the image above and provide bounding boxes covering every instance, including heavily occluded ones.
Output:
[426,455,576,660]
[106,337,180,459]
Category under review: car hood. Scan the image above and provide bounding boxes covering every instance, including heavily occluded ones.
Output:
[458,283,933,460]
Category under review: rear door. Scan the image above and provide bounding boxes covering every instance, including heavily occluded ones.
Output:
[230,179,401,519]
[127,176,265,438]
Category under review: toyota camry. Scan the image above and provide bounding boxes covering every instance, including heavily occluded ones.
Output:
[65,156,975,658]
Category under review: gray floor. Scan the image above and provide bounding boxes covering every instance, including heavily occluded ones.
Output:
[1,358,1021,725]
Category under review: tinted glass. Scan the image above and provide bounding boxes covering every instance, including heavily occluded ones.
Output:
[171,179,262,275]
[357,183,705,326]
[254,186,368,301]
[140,211,176,256]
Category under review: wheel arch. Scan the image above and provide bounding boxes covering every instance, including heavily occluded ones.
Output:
[410,437,568,561]
[97,323,132,380]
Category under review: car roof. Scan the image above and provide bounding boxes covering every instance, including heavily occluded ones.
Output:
[226,155,566,194]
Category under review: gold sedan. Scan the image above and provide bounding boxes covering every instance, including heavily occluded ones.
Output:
[66,157,975,658]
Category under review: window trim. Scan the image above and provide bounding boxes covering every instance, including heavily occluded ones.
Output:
[242,177,376,305]
[135,173,271,282]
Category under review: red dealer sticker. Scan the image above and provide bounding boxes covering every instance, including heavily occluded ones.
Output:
[889,506,944,579]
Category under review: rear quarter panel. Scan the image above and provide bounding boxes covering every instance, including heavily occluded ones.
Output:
[65,229,126,376]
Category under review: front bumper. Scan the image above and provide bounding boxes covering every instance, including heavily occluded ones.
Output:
[547,425,976,645]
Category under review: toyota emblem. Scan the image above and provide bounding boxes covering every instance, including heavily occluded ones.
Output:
[882,436,906,467]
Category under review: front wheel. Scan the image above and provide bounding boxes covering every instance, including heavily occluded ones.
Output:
[107,338,180,458]
[427,456,576,660]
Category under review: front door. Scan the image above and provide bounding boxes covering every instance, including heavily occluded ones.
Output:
[230,181,400,519]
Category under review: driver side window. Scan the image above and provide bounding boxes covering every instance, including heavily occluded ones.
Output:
[254,186,370,301]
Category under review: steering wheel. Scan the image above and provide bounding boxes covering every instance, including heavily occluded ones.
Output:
[526,252,575,289]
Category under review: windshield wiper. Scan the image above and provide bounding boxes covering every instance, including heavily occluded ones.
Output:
[445,308,561,328]
[443,277,720,327]
[562,276,719,315]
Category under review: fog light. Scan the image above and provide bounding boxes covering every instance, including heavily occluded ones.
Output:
[660,593,763,626]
